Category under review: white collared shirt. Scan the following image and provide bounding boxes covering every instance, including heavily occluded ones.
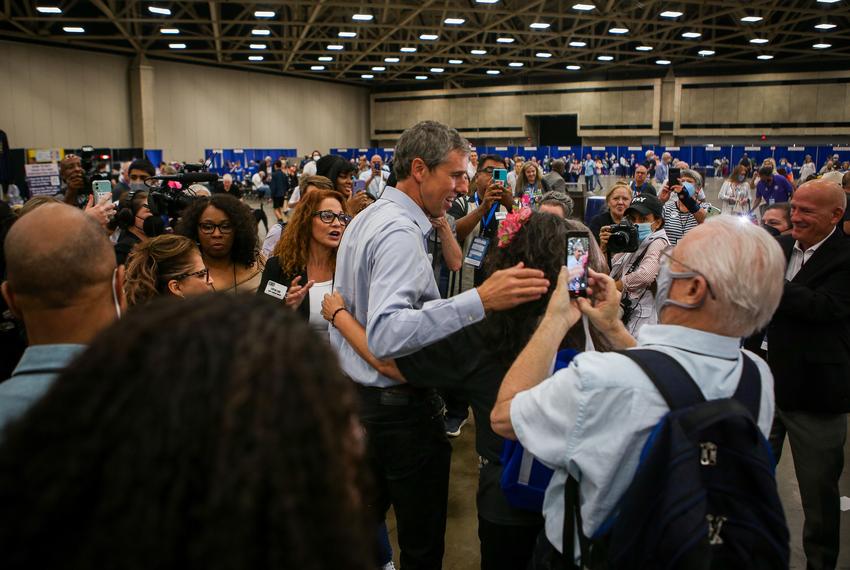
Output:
[786,228,835,281]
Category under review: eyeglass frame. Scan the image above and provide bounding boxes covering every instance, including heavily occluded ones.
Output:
[198,221,233,235]
[172,267,210,283]
[659,245,717,300]
[312,210,352,225]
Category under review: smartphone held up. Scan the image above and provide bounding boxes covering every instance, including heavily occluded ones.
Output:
[566,232,590,297]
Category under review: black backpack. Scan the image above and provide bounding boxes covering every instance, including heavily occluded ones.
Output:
[564,349,789,570]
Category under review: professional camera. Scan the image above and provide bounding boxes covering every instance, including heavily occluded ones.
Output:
[146,161,218,220]
[606,219,640,254]
[79,145,113,195]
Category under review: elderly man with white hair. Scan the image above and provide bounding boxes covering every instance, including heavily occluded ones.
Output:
[655,151,672,187]
[491,215,787,567]
[358,153,389,197]
[764,178,850,570]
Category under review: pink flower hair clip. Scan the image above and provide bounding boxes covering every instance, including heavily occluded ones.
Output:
[497,207,533,248]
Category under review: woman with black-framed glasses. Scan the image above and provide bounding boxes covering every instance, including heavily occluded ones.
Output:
[177,194,264,294]
[258,188,350,341]
[124,234,213,305]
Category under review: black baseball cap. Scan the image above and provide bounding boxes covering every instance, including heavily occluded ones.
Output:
[625,194,663,218]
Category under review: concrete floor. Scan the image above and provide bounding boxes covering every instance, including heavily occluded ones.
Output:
[387,414,850,569]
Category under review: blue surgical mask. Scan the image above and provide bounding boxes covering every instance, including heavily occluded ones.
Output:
[655,262,707,319]
[737,175,746,182]
[636,222,653,243]
[682,181,696,196]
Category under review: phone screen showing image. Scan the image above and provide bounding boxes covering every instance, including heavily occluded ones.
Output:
[566,234,590,296]
[353,179,366,193]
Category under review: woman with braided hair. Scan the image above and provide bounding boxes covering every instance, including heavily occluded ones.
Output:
[0,294,375,570]
[123,234,212,305]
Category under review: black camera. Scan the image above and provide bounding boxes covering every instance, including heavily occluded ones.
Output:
[606,220,639,254]
[146,163,217,220]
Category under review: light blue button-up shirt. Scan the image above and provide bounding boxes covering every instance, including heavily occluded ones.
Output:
[330,186,486,388]
[509,324,775,553]
[0,344,86,433]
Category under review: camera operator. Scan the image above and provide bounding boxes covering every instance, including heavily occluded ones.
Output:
[604,194,670,335]
[658,168,706,245]
[58,154,115,230]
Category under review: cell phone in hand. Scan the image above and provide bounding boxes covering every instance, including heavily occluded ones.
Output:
[493,168,508,185]
[668,167,681,189]
[92,179,112,203]
[566,231,590,297]
[353,179,366,193]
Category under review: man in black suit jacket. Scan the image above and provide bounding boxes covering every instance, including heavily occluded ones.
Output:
[766,179,850,570]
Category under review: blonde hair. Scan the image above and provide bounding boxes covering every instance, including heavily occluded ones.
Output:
[124,234,199,306]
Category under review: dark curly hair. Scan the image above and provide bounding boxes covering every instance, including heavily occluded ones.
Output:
[176,194,260,267]
[483,213,610,363]
[0,294,374,570]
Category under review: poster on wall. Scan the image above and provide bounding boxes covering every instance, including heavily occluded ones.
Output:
[25,163,61,197]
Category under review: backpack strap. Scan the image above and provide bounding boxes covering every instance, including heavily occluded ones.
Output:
[617,349,705,410]
[563,475,590,569]
[732,354,761,422]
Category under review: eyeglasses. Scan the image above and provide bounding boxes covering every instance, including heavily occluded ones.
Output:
[479,166,496,174]
[313,210,352,225]
[198,222,233,234]
[659,246,717,300]
[173,268,210,283]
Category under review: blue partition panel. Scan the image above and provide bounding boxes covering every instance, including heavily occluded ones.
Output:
[825,145,850,168]
[144,149,163,167]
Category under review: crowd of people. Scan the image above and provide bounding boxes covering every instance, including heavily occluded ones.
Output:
[0,120,848,570]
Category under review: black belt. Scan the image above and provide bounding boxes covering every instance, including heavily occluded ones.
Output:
[355,382,436,407]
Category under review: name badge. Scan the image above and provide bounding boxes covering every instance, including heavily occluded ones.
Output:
[264,280,288,300]
[464,236,491,268]
[495,209,507,221]
[768,198,775,206]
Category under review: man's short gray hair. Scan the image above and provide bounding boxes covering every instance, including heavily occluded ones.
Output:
[540,191,574,218]
[679,215,785,337]
[681,168,703,189]
[393,121,470,181]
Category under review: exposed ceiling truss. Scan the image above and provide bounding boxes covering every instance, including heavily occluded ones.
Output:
[1,0,848,87]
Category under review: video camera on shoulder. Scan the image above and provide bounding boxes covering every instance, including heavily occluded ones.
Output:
[79,145,114,196]
[145,155,218,220]
[606,219,640,254]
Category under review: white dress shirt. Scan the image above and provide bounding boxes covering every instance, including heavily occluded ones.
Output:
[786,228,835,281]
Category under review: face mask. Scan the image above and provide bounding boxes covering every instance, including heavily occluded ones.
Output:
[142,215,165,237]
[129,181,146,192]
[737,175,746,182]
[682,181,696,197]
[636,222,653,243]
[312,154,320,161]
[761,223,781,238]
[655,262,708,319]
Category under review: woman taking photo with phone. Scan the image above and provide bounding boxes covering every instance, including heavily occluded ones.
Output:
[258,188,350,342]
[177,194,264,294]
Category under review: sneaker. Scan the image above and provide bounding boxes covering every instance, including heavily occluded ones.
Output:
[444,415,467,438]
[381,563,397,570]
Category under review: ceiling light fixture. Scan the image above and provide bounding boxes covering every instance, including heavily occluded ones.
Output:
[475,0,498,3]
[530,22,551,29]
[740,16,763,23]
[508,62,524,67]
[608,27,629,34]
[757,54,774,60]
[352,14,373,21]
[160,28,180,34]
[572,3,595,10]
[372,66,386,71]
[430,67,445,72]
[660,11,683,18]
[318,56,333,61]
[361,74,374,79]
[249,43,267,49]
[168,43,186,49]
[338,31,357,38]
[252,28,271,36]
[698,49,715,56]
[749,38,769,44]
[311,65,325,71]
[817,0,840,3]
[254,10,275,18]
[248,55,264,61]
[470,49,487,55]
[63,26,85,33]
[385,57,400,62]
[635,45,653,51]
[327,44,344,50]
[566,64,581,70]
[597,55,613,61]
[148,6,171,16]
[448,59,463,64]
[36,6,62,14]
[682,32,702,38]
[813,43,832,49]
[400,47,417,53]
[486,70,501,75]
[569,41,587,47]
[814,23,837,30]
[444,17,465,25]
[496,37,515,43]
[415,75,428,79]
[536,52,553,58]
[420,34,439,40]
[656,59,671,65]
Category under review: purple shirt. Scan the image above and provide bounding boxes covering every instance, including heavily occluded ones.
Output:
[756,175,794,204]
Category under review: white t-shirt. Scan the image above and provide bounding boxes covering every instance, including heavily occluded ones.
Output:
[308,280,333,341]
[252,172,265,190]
[358,169,389,197]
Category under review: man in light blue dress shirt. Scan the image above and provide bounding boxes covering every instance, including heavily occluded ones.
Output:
[0,202,125,432]
[330,120,549,569]
[491,216,787,565]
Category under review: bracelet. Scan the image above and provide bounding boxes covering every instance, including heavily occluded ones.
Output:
[330,307,348,327]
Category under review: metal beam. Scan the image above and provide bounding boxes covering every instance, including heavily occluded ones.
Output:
[90,0,143,52]
[284,0,327,71]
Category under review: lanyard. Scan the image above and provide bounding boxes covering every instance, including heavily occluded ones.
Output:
[473,192,498,232]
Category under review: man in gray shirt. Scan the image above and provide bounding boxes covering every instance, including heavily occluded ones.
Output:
[330,120,549,568]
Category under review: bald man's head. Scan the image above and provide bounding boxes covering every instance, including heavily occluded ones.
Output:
[4,203,116,309]
[790,179,845,249]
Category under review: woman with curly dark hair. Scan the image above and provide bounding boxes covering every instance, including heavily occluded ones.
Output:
[321,211,609,570]
[0,294,374,570]
[258,188,349,341]
[177,193,264,294]
[124,234,212,305]
[317,154,374,216]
